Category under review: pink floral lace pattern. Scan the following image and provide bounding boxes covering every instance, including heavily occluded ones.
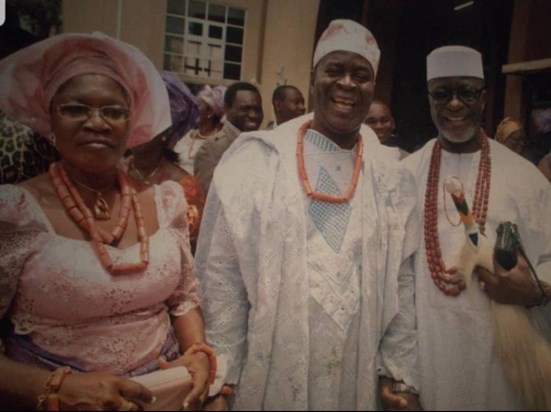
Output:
[0,181,200,374]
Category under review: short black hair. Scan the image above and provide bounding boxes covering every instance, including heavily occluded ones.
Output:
[224,82,261,107]
[272,85,301,105]
[370,98,390,109]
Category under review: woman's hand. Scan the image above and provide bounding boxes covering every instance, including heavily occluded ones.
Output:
[56,371,154,411]
[201,394,229,411]
[380,377,423,411]
[158,349,210,411]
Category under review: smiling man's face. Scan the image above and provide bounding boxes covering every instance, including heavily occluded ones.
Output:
[428,76,486,145]
[312,51,375,141]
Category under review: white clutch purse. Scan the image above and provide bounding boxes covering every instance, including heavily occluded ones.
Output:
[131,366,193,411]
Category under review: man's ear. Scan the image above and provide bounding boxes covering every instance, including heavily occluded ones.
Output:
[309,84,316,99]
[481,89,488,111]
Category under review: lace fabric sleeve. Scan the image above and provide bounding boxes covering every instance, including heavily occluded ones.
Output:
[377,168,421,390]
[193,181,250,385]
[157,181,201,317]
[0,186,49,352]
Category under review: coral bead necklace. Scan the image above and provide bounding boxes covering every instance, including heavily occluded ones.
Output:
[49,162,149,275]
[296,119,363,203]
[69,177,112,220]
[424,131,491,295]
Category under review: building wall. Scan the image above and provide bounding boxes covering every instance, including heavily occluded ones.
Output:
[62,0,166,67]
[504,0,551,120]
[62,0,320,128]
[259,0,320,125]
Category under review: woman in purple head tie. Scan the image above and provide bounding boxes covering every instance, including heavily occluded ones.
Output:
[124,72,205,254]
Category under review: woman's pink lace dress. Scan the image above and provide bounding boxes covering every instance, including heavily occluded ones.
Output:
[0,181,200,375]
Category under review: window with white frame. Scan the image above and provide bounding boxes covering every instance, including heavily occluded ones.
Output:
[164,0,245,81]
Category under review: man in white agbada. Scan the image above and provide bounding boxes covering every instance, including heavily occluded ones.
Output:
[403,45,551,410]
[196,19,422,410]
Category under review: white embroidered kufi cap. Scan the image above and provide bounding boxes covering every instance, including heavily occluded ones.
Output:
[427,45,484,81]
[313,19,380,77]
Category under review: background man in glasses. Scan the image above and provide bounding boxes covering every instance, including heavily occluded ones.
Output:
[403,45,551,410]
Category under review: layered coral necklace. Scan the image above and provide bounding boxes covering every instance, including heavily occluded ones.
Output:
[296,120,363,203]
[424,131,491,295]
[49,162,149,275]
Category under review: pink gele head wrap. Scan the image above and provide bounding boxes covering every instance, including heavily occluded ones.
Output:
[198,84,227,116]
[495,117,523,143]
[312,19,380,78]
[0,32,171,148]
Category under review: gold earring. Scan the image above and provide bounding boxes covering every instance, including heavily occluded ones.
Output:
[50,133,57,147]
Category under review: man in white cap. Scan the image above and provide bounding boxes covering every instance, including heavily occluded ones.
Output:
[196,19,422,410]
[403,45,551,410]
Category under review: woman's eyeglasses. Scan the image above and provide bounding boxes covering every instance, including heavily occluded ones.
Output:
[56,104,131,123]
[428,87,484,105]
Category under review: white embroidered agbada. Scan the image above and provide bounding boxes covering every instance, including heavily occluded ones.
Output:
[403,138,551,411]
[195,114,421,410]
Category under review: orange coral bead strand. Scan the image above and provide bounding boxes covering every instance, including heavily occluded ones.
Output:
[296,119,363,204]
[185,343,218,384]
[110,186,149,275]
[49,162,149,275]
[424,131,491,296]
[52,163,116,244]
[111,173,132,242]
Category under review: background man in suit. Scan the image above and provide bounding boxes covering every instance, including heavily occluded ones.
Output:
[194,81,263,194]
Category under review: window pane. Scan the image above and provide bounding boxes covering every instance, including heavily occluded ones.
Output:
[224,45,242,63]
[165,2,246,81]
[226,26,243,44]
[200,59,211,78]
[166,16,185,34]
[224,63,241,80]
[165,35,184,53]
[228,7,245,26]
[211,61,223,74]
[186,40,201,56]
[167,0,186,15]
[208,43,223,60]
[164,54,183,72]
[188,22,203,36]
[184,56,202,75]
[189,0,206,19]
[208,4,226,23]
[209,25,223,39]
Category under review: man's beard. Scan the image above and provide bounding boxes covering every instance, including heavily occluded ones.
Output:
[440,123,478,144]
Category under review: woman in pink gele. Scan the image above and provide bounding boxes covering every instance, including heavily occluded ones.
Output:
[0,33,214,411]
